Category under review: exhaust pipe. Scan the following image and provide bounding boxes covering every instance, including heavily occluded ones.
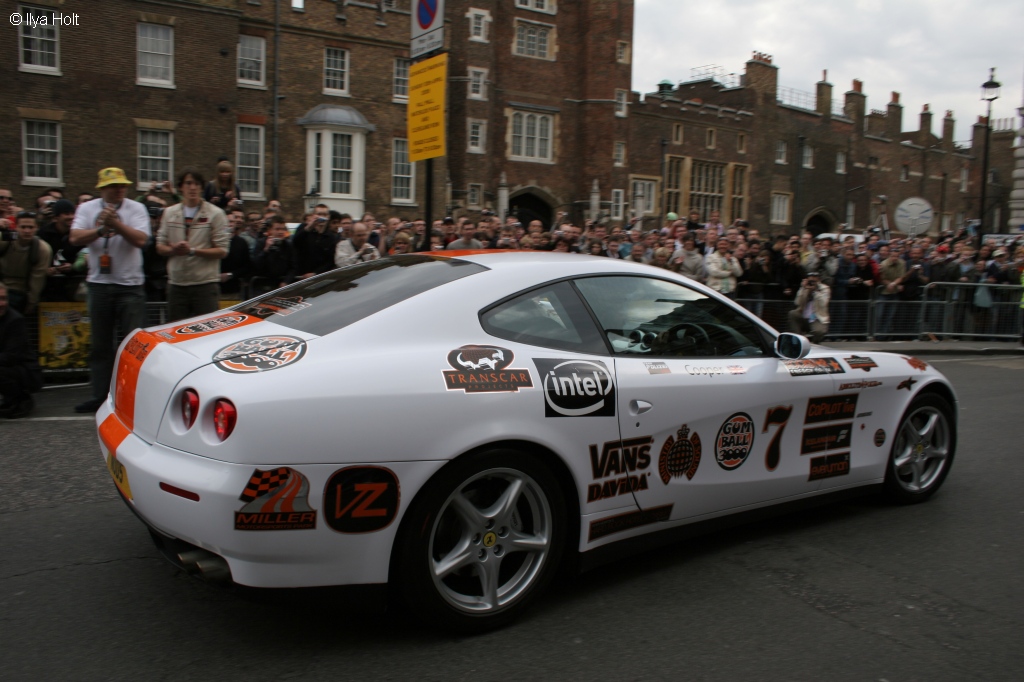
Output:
[176,550,207,574]
[176,549,232,583]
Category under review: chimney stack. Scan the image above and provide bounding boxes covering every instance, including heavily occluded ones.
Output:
[886,91,903,139]
[919,104,933,146]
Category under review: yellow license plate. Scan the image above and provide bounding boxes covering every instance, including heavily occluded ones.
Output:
[106,454,133,500]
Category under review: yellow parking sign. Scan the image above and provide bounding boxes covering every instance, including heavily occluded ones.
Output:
[408,53,447,162]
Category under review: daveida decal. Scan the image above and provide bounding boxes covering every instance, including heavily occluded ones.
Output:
[235,467,317,530]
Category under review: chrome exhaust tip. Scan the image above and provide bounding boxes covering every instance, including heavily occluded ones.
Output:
[195,556,231,583]
[176,549,207,573]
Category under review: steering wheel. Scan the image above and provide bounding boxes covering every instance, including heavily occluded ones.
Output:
[663,323,711,351]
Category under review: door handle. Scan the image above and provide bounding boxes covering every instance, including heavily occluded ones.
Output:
[629,400,653,415]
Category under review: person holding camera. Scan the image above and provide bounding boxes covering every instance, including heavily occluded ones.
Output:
[203,160,243,211]
[335,222,381,266]
[156,169,230,322]
[293,208,338,279]
[252,216,296,293]
[705,238,743,299]
[788,272,831,343]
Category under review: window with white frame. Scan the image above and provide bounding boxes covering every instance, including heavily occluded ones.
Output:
[802,145,814,168]
[836,151,847,174]
[137,23,174,86]
[610,189,624,220]
[613,141,626,167]
[236,125,264,197]
[291,0,304,10]
[515,21,552,60]
[19,5,60,74]
[737,133,746,153]
[510,111,554,162]
[616,41,630,64]
[516,0,556,13]
[846,200,856,230]
[959,168,968,192]
[22,120,61,183]
[705,128,716,149]
[672,124,683,145]
[467,8,491,42]
[238,35,265,86]
[138,129,173,188]
[468,68,488,100]
[690,161,725,219]
[731,165,747,220]
[467,184,483,208]
[330,133,353,194]
[770,193,792,224]
[775,140,787,164]
[305,126,367,203]
[324,48,350,95]
[392,138,414,204]
[632,179,657,214]
[468,119,486,153]
[615,90,628,117]
[665,156,683,216]
[393,58,411,101]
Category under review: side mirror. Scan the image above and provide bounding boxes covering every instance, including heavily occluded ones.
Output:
[775,333,811,360]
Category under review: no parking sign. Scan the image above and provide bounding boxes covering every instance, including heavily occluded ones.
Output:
[411,0,445,59]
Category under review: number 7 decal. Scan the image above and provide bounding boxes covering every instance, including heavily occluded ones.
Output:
[763,405,794,471]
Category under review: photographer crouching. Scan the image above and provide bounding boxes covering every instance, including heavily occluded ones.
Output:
[788,271,831,343]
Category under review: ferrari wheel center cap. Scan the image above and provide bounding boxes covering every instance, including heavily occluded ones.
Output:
[482,532,497,548]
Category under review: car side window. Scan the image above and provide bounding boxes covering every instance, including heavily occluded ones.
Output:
[574,275,767,358]
[481,280,607,355]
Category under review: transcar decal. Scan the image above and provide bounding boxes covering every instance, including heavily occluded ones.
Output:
[898,377,918,392]
[323,467,400,534]
[763,405,794,471]
[588,504,673,541]
[800,423,853,455]
[844,355,878,372]
[874,429,886,447]
[213,335,307,374]
[235,467,317,530]
[658,425,701,484]
[443,345,533,393]
[715,412,755,470]
[808,452,850,481]
[644,361,671,375]
[805,395,858,424]
[246,295,312,318]
[839,380,883,391]
[535,358,615,417]
[783,357,845,376]
[903,356,929,371]
[588,436,653,502]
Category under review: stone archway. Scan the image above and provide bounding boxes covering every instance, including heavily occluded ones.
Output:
[803,207,838,235]
[509,189,555,230]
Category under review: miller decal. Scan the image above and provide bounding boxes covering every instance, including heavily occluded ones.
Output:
[535,358,615,417]
[844,356,878,372]
[588,504,673,541]
[808,452,851,481]
[323,467,400,533]
[804,395,858,424]
[442,345,533,393]
[213,335,307,374]
[783,357,845,376]
[235,467,317,530]
[800,423,853,455]
[658,425,702,483]
[588,436,653,502]
[715,412,755,470]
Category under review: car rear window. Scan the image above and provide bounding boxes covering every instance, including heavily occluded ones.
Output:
[236,255,487,336]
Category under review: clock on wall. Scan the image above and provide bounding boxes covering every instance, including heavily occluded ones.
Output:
[894,197,935,236]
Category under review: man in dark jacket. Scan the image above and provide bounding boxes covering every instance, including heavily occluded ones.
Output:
[0,282,41,418]
[252,216,295,293]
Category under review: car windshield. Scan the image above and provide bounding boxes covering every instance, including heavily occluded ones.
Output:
[235,255,487,336]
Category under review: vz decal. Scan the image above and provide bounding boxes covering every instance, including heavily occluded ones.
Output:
[323,467,400,533]
[763,405,793,471]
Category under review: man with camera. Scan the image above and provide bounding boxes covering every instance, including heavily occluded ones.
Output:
[253,216,296,292]
[37,199,83,303]
[293,208,338,279]
[705,237,743,299]
[156,169,230,321]
[788,272,831,343]
[335,222,381,266]
[0,210,53,315]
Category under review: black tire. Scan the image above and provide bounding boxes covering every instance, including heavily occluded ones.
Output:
[392,449,566,633]
[882,392,956,504]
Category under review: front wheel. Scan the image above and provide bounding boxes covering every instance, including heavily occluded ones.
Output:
[882,393,956,504]
[393,449,566,633]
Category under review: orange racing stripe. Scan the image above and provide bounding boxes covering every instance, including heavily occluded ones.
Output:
[99,413,132,456]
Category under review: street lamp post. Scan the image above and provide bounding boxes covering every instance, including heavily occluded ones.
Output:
[979,67,1001,231]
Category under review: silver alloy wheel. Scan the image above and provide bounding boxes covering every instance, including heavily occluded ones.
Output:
[428,467,553,614]
[892,405,951,493]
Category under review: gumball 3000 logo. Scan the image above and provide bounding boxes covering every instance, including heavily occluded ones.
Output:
[213,335,307,374]
[715,412,755,470]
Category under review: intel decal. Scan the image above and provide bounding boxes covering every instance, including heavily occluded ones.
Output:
[534,359,616,417]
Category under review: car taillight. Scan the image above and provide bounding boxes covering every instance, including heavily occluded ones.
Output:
[182,389,199,429]
[213,399,237,441]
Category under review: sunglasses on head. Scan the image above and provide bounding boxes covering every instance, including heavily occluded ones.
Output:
[16,210,37,219]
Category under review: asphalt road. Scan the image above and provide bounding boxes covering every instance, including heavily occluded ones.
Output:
[2,358,1022,681]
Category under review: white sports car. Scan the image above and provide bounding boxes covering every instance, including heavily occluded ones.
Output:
[97,252,957,630]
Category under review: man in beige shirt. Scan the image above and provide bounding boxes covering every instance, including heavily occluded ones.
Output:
[156,168,229,321]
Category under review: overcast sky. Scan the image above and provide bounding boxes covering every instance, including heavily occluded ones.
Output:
[632,0,1023,142]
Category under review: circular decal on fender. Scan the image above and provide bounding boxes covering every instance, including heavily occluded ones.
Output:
[212,335,307,374]
[715,412,755,470]
[322,467,400,534]
[874,429,886,447]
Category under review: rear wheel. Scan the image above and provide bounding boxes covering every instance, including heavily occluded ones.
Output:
[882,393,956,504]
[393,449,566,633]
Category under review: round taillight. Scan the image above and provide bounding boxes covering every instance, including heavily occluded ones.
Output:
[181,389,199,429]
[213,399,237,441]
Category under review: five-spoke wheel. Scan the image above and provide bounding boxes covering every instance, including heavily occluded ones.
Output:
[883,393,956,503]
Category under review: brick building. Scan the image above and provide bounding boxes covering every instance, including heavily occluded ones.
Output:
[4,1,1016,234]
